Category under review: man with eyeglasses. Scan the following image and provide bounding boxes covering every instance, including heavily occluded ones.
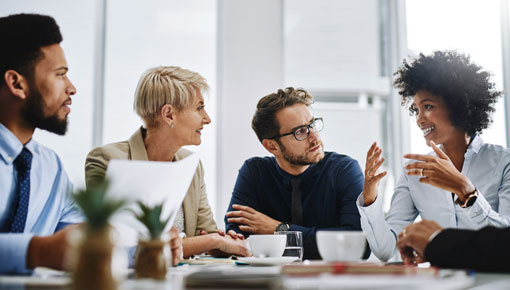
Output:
[225,87,365,260]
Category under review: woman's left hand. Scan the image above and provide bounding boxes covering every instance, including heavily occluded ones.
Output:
[404,140,475,202]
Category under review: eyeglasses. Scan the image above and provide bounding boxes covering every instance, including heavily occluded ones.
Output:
[270,117,324,141]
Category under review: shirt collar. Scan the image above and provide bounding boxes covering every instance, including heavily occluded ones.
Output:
[466,134,483,156]
[0,123,36,165]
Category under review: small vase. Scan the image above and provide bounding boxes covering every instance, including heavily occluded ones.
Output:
[73,226,116,290]
[134,239,170,280]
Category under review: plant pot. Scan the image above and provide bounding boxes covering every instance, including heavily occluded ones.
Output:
[134,239,170,280]
[73,226,116,290]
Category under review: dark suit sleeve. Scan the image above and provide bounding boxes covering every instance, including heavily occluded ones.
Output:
[224,161,260,236]
[425,226,510,273]
[335,158,364,230]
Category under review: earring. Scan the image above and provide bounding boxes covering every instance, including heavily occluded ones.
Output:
[170,123,174,128]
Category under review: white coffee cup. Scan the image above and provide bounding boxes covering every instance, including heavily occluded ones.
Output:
[247,234,287,258]
[316,231,366,262]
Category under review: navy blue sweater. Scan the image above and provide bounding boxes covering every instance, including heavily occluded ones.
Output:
[225,152,364,260]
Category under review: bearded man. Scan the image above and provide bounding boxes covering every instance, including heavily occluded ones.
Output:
[0,13,81,274]
[224,87,364,259]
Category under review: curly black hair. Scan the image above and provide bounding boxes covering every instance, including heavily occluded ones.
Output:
[393,50,502,136]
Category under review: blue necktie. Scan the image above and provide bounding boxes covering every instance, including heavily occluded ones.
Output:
[9,147,33,233]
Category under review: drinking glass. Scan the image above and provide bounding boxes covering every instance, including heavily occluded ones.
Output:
[274,231,303,261]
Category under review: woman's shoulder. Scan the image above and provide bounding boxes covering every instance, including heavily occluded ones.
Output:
[87,140,130,161]
[176,147,194,159]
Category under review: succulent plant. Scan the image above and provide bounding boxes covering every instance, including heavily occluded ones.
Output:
[73,179,126,232]
[133,201,171,240]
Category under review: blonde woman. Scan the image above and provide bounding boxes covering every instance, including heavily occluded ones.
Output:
[85,66,249,258]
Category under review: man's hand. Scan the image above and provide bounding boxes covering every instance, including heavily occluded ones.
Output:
[226,204,279,234]
[397,220,443,265]
[208,233,250,257]
[27,224,80,270]
[404,141,476,202]
[168,227,182,266]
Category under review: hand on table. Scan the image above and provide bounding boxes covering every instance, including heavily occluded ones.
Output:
[207,233,250,257]
[396,220,443,265]
[200,229,245,240]
[226,204,279,234]
[168,227,183,266]
[27,224,81,270]
[404,141,475,202]
[362,142,387,206]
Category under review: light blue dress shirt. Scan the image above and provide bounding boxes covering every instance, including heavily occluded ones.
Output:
[357,135,510,261]
[0,123,83,274]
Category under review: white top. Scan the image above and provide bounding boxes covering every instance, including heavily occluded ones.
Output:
[357,136,510,261]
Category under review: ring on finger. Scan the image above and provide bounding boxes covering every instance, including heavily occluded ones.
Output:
[420,168,424,177]
[402,229,407,237]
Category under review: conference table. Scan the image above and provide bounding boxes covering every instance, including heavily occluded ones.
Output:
[1,260,510,290]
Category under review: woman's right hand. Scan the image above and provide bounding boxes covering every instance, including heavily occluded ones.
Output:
[209,233,251,257]
[363,142,387,206]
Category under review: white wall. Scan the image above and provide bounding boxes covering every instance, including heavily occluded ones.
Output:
[0,1,98,189]
[216,0,284,225]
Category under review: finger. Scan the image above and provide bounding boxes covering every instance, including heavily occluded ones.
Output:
[239,225,256,233]
[232,204,256,214]
[430,141,449,160]
[405,162,433,170]
[417,176,434,185]
[170,235,182,248]
[414,255,427,264]
[226,210,251,218]
[367,157,385,177]
[227,230,238,239]
[366,142,378,163]
[403,154,436,162]
[369,171,387,183]
[172,249,181,266]
[200,229,208,235]
[228,217,252,225]
[237,233,245,240]
[366,147,382,170]
[366,154,384,177]
[367,146,383,163]
[406,169,434,177]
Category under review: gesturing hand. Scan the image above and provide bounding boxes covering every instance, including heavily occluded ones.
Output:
[396,220,443,265]
[404,140,475,202]
[226,204,280,234]
[363,142,387,206]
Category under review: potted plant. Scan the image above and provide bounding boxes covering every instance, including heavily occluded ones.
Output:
[72,179,126,290]
[133,201,171,280]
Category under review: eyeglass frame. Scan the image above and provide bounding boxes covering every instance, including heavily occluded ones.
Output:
[269,117,324,141]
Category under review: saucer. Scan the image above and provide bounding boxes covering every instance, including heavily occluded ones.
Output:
[237,256,299,266]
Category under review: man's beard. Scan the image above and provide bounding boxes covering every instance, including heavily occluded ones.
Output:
[21,83,68,135]
[279,141,324,166]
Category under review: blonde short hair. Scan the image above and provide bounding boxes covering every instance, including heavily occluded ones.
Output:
[134,66,209,127]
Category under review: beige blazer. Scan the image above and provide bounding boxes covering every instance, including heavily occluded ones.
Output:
[85,127,218,237]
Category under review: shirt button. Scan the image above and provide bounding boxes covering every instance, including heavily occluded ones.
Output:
[6,156,12,162]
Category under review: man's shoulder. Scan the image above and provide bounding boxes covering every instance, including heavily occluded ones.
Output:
[323,151,358,167]
[243,155,276,168]
[31,140,64,168]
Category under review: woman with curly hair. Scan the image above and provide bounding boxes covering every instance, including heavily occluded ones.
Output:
[357,51,510,262]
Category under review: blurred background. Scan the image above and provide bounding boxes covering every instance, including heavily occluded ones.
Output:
[2,0,509,225]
